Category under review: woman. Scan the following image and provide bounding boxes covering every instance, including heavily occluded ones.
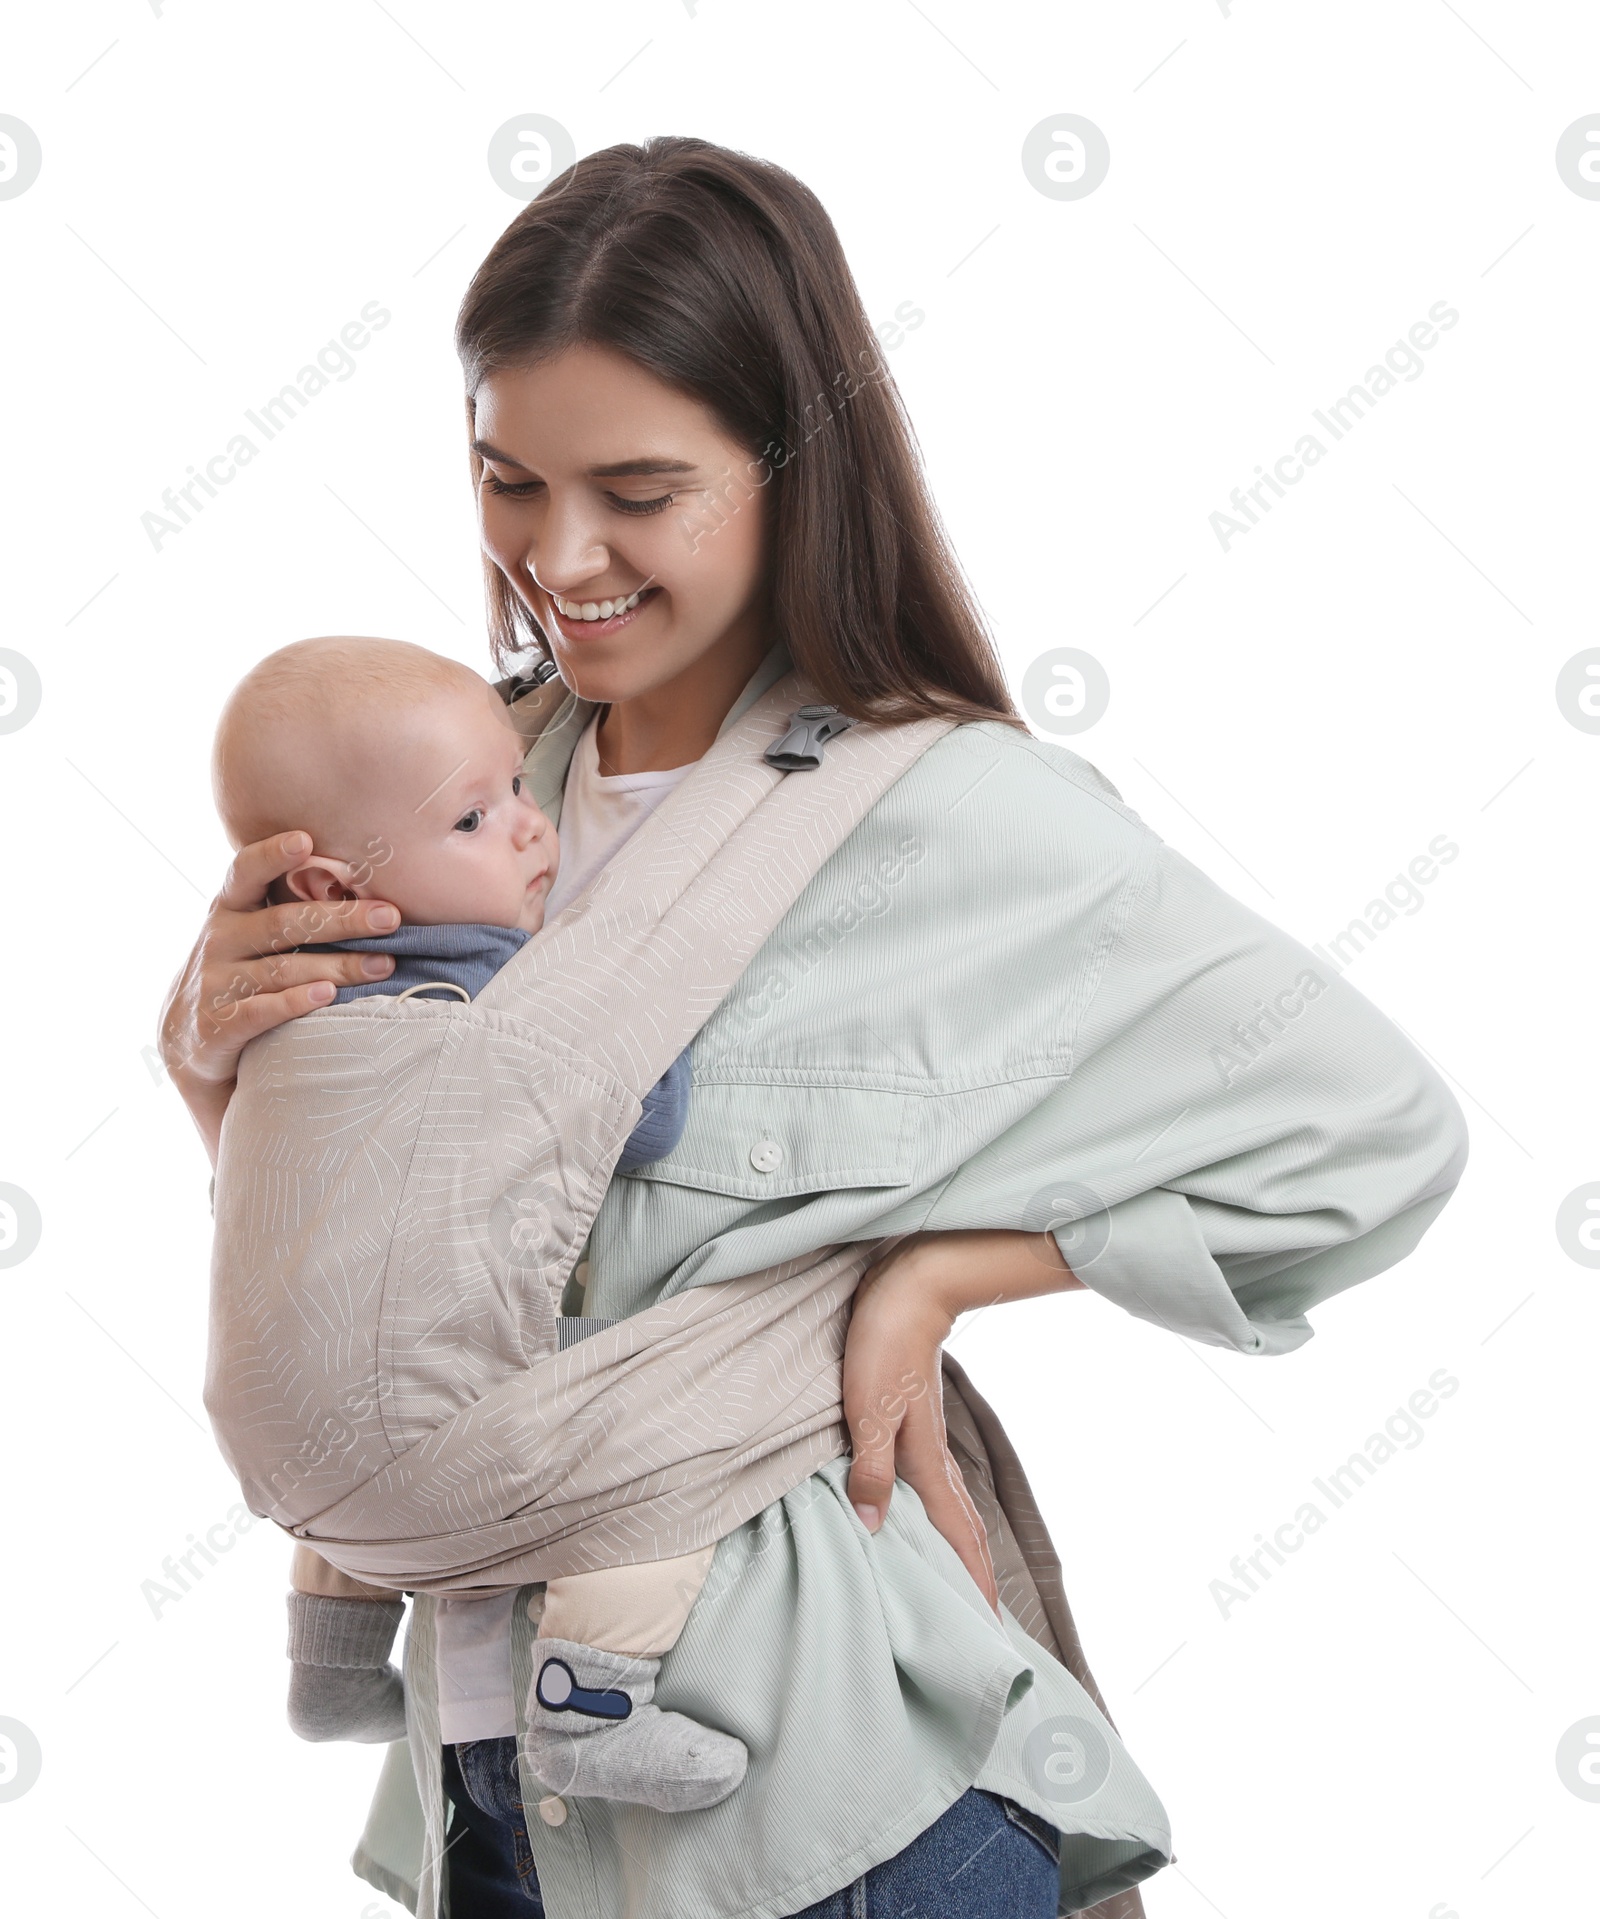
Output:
[161,137,1469,1918]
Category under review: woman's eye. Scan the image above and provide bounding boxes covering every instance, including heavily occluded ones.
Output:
[483,474,675,516]
[454,808,484,833]
[511,775,522,796]
[609,492,675,516]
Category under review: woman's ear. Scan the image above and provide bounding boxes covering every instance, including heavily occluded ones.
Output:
[283,857,363,905]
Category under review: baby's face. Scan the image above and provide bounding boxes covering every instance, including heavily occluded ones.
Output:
[333,680,559,933]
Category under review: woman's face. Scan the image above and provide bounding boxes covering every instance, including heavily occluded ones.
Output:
[472,343,772,709]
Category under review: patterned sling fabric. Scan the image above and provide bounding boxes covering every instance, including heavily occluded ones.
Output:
[205,676,953,1591]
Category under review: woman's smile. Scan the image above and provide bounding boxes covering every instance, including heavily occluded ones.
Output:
[546,583,662,640]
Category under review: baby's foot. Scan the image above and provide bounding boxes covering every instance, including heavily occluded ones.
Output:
[522,1636,747,1812]
[286,1594,408,1744]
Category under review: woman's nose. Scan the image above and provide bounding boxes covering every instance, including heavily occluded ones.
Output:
[527,494,610,595]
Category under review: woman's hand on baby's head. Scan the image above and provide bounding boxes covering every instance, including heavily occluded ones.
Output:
[160,830,402,1120]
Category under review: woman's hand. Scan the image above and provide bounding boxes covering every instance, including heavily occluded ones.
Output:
[841,1229,1083,1618]
[158,831,400,1164]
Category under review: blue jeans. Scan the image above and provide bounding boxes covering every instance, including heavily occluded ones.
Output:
[441,1736,1060,1917]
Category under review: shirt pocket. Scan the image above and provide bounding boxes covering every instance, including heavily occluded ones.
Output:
[615,1079,920,1201]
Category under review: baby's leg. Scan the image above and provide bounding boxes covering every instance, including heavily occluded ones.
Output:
[285,1544,408,1744]
[291,1541,403,1601]
[525,1545,747,1811]
[538,1543,715,1656]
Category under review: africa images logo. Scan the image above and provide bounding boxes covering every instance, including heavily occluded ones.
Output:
[0,115,41,200]
[1209,302,1459,551]
[140,303,392,550]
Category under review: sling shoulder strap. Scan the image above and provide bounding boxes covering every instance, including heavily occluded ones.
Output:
[474,672,950,1098]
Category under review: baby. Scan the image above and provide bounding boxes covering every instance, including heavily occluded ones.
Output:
[212,635,743,1812]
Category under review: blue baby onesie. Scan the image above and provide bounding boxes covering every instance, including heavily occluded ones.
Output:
[312,925,690,1173]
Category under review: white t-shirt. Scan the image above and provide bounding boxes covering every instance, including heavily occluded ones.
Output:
[541,713,696,920]
[434,712,696,1745]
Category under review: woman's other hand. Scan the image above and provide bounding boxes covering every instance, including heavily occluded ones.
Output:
[158,832,400,1163]
[841,1229,1083,1619]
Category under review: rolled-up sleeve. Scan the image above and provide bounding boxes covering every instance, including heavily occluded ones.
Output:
[919,821,1469,1356]
[1050,835,1469,1353]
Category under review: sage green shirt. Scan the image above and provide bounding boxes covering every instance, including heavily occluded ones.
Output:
[350,645,1468,1918]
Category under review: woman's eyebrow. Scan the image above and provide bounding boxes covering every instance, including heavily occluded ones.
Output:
[588,457,698,478]
[471,438,529,467]
[470,439,696,479]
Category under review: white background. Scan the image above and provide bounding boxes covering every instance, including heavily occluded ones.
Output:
[1,4,1595,1916]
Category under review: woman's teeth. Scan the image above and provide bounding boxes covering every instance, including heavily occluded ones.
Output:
[555,589,648,621]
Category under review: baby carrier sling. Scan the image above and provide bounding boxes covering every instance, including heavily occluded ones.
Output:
[205,673,1146,1916]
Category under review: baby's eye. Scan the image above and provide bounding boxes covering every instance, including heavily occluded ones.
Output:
[454,808,484,833]
[511,775,522,796]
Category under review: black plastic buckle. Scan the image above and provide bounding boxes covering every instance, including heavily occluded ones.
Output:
[764,704,857,772]
[505,656,563,704]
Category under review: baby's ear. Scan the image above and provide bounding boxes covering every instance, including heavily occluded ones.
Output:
[283,857,362,905]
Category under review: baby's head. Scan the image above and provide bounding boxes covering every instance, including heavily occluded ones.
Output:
[213,636,558,933]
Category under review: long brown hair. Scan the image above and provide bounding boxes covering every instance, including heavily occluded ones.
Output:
[455,136,1022,730]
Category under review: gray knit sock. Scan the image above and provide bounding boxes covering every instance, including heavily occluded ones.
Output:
[286,1593,407,1744]
[522,1636,747,1812]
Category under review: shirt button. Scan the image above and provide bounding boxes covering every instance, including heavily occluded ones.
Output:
[574,1260,590,1286]
[538,1794,568,1826]
[749,1139,784,1174]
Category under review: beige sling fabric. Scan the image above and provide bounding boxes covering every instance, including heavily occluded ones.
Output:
[205,676,952,1592]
